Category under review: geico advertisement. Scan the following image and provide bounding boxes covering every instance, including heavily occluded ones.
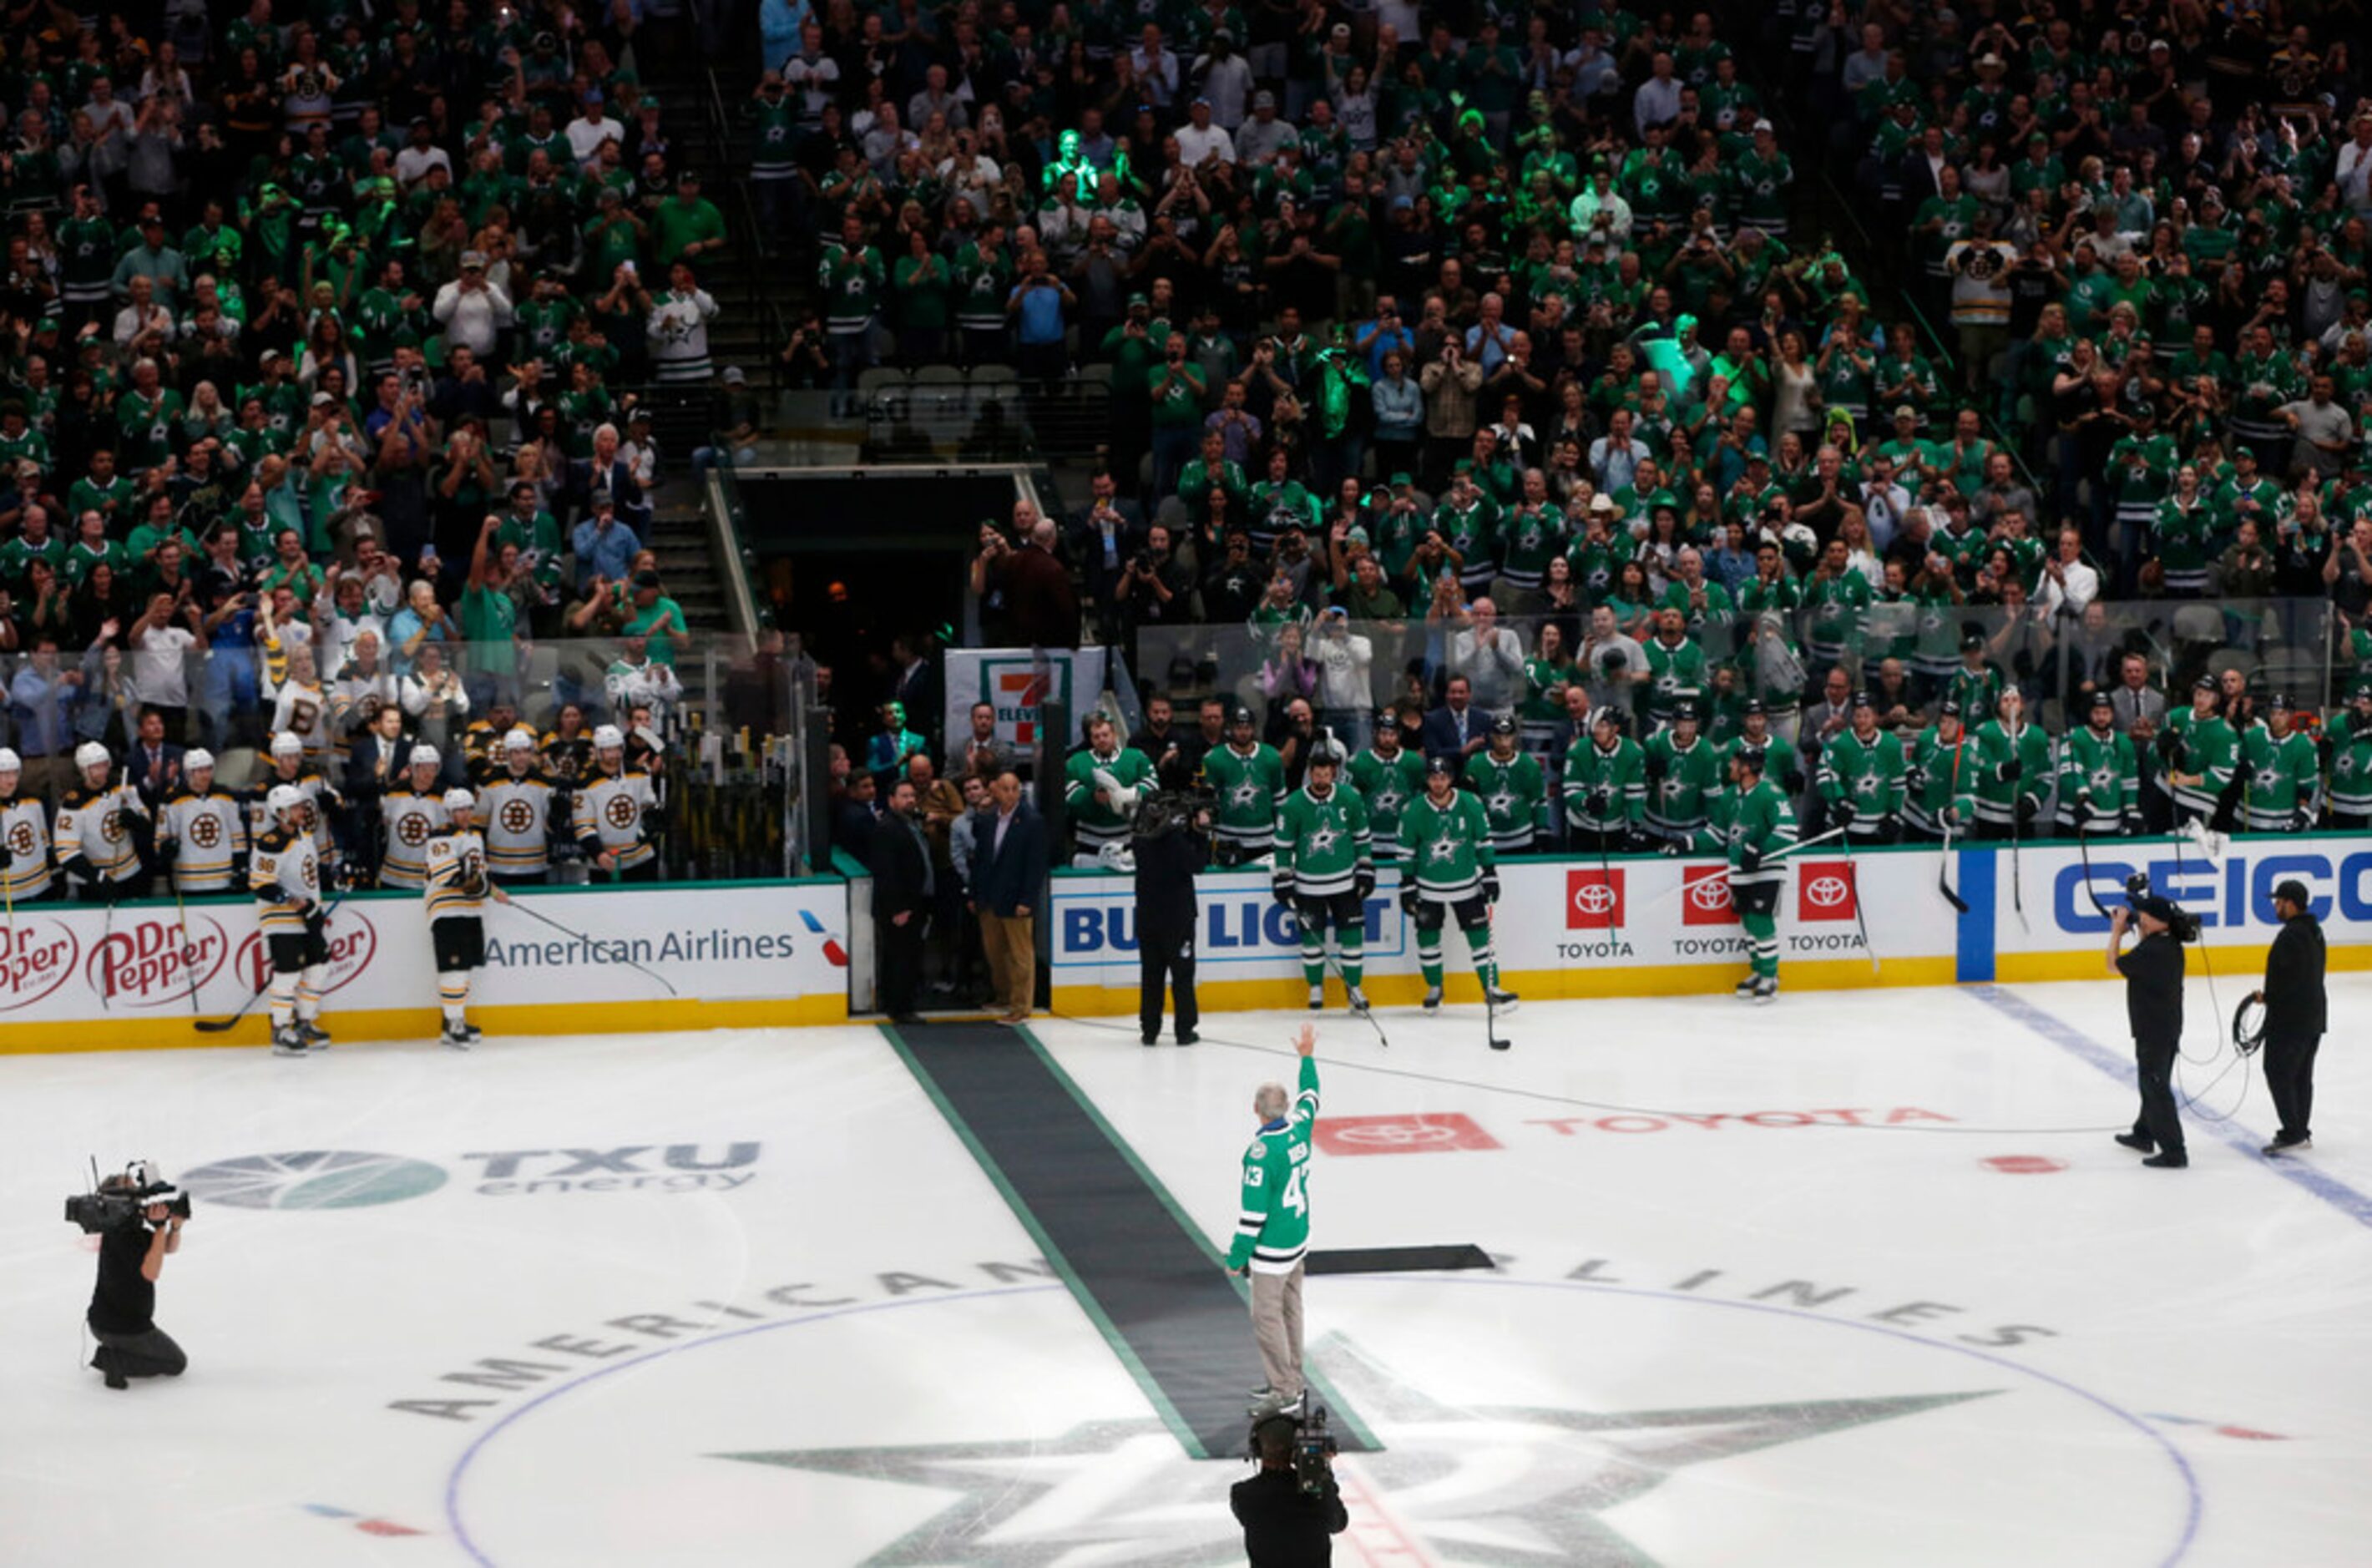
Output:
[1050,852,1957,979]
[0,884,848,1021]
[2000,836,2372,950]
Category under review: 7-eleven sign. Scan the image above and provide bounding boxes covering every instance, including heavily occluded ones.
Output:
[980,655,1072,748]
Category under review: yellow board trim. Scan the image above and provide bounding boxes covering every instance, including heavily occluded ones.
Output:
[0,994,847,1053]
[1994,943,2372,985]
[1054,956,1956,1016]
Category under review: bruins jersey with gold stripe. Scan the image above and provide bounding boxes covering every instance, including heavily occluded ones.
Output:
[423,827,490,923]
[249,825,321,931]
[571,767,658,870]
[160,787,249,893]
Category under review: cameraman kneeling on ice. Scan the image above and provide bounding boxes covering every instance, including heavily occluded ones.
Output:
[89,1174,188,1390]
[1232,1414,1348,1566]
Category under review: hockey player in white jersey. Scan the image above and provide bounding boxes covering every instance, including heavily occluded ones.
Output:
[570,725,661,882]
[250,731,341,868]
[0,749,53,904]
[480,730,559,886]
[56,741,150,902]
[377,746,453,891]
[250,784,331,1056]
[424,787,509,1048]
[157,749,249,895]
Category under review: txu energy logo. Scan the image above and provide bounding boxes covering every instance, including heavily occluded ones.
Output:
[183,1151,449,1210]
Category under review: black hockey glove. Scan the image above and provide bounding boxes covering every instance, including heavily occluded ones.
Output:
[1832,800,1856,827]
[1624,828,1656,853]
[1480,868,1501,903]
[1271,873,1296,907]
[2293,806,2315,832]
[0,840,11,870]
[2230,757,2255,786]
[2016,794,2039,825]
[1398,883,1419,915]
[1584,787,1611,817]
[61,854,94,886]
[1995,756,2021,784]
[1737,845,1763,873]
[2154,729,2182,763]
[1352,866,1376,902]
[1657,837,1687,857]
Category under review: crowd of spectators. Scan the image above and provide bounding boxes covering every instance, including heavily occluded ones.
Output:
[891,0,2372,812]
[0,0,723,834]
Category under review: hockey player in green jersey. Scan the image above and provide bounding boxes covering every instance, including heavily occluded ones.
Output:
[2325,684,2372,830]
[1725,747,1798,1004]
[2239,693,2322,833]
[1818,691,1908,845]
[1718,700,1808,800]
[1561,706,1647,852]
[1903,700,1977,842]
[1273,744,1376,1014]
[1643,700,1722,850]
[1399,756,1518,1019]
[1349,716,1426,862]
[1202,706,1287,866]
[2161,675,2239,829]
[1230,1020,1320,1417]
[1968,687,2052,841]
[2057,690,2140,837]
[1064,715,1157,862]
[1466,716,1548,854]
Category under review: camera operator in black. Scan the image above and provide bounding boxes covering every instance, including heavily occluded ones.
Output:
[1134,758,1209,1046]
[1232,1414,1348,1566]
[88,1176,188,1390]
[2108,884,2193,1168]
[2254,878,2327,1157]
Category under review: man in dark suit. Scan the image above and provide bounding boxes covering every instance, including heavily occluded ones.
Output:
[1231,1414,1348,1565]
[124,707,185,809]
[568,424,649,533]
[1418,675,1486,769]
[2255,878,2327,1157]
[969,769,1047,1024]
[872,778,933,1024]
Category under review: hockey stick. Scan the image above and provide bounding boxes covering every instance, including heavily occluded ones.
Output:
[1935,730,1970,913]
[1838,833,1881,975]
[98,893,117,1012]
[168,862,201,1016]
[501,897,680,995]
[1482,901,1511,1052]
[1632,823,1856,916]
[195,892,348,1033]
[2006,715,2029,932]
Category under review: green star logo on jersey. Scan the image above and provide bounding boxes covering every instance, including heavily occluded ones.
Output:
[718,1333,1998,1565]
[1854,774,1881,798]
[1305,824,1340,857]
[1230,778,1264,808]
[1427,834,1460,863]
[1486,788,1516,821]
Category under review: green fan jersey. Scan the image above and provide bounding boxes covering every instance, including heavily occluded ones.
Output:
[1398,787,1495,902]
[1968,718,2052,829]
[2163,706,2238,817]
[1202,741,1287,852]
[2056,722,2139,832]
[1818,726,1908,824]
[2238,725,2319,831]
[1725,776,1797,888]
[1561,735,1646,832]
[2150,497,2217,594]
[1227,1053,1318,1274]
[1641,634,1708,727]
[1064,745,1156,848]
[1643,731,1723,837]
[1904,725,1978,834]
[1348,746,1426,859]
[1274,781,1372,896]
[1463,748,1547,852]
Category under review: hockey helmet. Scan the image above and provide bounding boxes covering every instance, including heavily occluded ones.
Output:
[1424,755,1456,779]
[2087,690,2114,716]
[443,787,476,813]
[270,731,304,756]
[1307,741,1346,771]
[1489,714,1518,738]
[503,729,537,752]
[75,741,111,772]
[1229,705,1257,732]
[409,744,443,770]
[0,746,18,774]
[1849,690,1874,711]
[266,783,305,817]
[185,748,215,773]
[593,724,626,750]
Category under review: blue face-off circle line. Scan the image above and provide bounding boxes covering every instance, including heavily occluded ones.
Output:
[442,1277,2200,1566]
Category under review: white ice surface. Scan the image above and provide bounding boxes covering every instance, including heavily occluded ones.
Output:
[3,976,2368,1565]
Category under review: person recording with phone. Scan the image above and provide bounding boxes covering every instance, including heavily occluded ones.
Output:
[87,1170,189,1390]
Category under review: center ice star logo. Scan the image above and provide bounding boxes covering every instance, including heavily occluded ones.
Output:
[718,1335,1997,1565]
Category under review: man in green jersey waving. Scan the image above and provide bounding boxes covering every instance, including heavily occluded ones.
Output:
[1230,1021,1320,1418]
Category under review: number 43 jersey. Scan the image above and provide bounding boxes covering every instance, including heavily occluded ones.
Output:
[1226,1054,1319,1276]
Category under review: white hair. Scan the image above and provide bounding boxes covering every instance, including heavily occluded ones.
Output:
[1253,1082,1287,1121]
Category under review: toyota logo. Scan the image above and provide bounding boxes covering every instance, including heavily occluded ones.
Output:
[1571,883,1617,917]
[1804,874,1852,909]
[1333,1122,1460,1147]
[1686,878,1732,913]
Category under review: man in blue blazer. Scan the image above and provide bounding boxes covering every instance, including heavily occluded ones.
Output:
[969,770,1048,1024]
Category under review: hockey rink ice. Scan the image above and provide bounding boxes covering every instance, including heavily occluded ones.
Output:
[6,977,2370,1566]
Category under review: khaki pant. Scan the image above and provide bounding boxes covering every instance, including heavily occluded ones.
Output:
[978,910,1035,1019]
[1250,1259,1305,1399]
